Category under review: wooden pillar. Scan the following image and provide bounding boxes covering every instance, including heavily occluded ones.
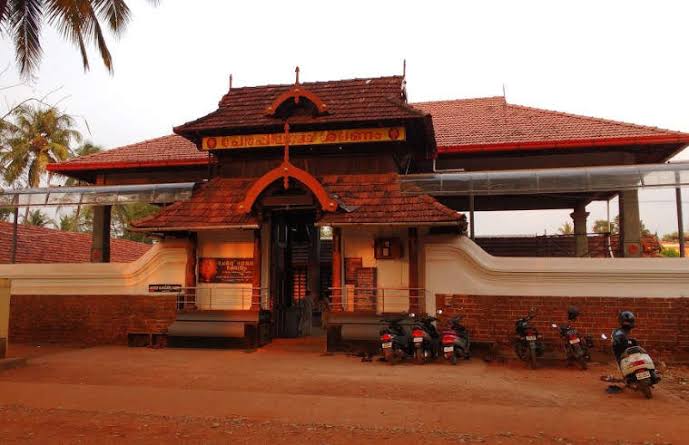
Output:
[183,233,197,311]
[618,190,642,257]
[331,227,343,312]
[570,202,589,257]
[252,229,262,310]
[90,205,111,263]
[408,227,420,314]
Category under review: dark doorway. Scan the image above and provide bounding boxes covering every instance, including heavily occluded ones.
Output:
[270,211,329,338]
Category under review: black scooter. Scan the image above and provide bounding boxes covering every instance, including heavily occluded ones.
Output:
[379,316,413,365]
[441,315,471,365]
[514,309,544,368]
[551,309,593,370]
[411,313,441,364]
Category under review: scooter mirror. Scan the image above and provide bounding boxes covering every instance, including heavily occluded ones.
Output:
[551,323,558,328]
[601,334,608,340]
[410,313,416,318]
[437,309,443,315]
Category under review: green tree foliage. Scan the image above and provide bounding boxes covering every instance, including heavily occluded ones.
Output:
[592,215,650,236]
[0,0,160,78]
[24,208,52,227]
[0,207,12,222]
[558,222,573,235]
[1,104,81,188]
[660,247,681,257]
[77,202,159,243]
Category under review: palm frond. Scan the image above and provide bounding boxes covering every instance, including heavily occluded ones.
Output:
[8,0,44,78]
[93,0,130,36]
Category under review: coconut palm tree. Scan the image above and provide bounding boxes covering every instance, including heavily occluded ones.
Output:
[24,208,52,227]
[558,222,574,235]
[1,104,81,188]
[0,0,160,78]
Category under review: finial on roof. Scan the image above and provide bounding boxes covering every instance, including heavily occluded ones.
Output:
[229,74,233,92]
[502,83,507,101]
[295,66,300,85]
[401,59,408,103]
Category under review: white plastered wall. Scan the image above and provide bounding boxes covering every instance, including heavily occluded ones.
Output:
[425,235,689,308]
[0,239,189,295]
[196,230,255,310]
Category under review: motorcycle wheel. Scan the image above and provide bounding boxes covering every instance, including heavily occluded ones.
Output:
[450,354,458,366]
[414,348,425,365]
[637,379,653,399]
[528,346,538,369]
[639,380,653,399]
[572,345,587,370]
[515,342,529,361]
[384,350,396,366]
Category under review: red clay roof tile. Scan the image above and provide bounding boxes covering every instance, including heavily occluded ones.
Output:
[0,221,151,263]
[413,97,689,153]
[174,76,423,136]
[130,174,461,230]
[48,94,689,175]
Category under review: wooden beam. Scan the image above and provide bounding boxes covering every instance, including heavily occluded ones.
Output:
[252,229,262,310]
[90,206,111,263]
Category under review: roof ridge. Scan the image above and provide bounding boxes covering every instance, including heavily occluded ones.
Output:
[505,102,688,136]
[411,96,506,106]
[56,134,183,165]
[221,74,403,94]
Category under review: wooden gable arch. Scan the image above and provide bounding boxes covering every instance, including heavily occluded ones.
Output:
[239,161,338,214]
[265,86,328,116]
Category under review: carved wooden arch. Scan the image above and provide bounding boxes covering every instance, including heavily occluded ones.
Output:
[265,86,328,116]
[239,161,338,214]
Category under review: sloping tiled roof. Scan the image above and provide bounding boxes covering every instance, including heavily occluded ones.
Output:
[130,174,461,231]
[318,174,461,225]
[0,221,151,263]
[174,76,423,136]
[413,97,689,153]
[129,178,258,231]
[48,94,689,175]
[47,135,205,173]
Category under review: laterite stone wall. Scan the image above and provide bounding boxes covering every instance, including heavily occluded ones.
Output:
[9,294,176,345]
[435,294,689,353]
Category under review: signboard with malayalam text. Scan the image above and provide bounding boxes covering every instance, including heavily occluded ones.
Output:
[198,258,254,284]
[201,126,406,151]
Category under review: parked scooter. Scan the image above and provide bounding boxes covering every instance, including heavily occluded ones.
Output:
[601,311,661,399]
[379,316,413,365]
[441,314,471,365]
[514,308,544,368]
[550,306,593,370]
[411,312,441,364]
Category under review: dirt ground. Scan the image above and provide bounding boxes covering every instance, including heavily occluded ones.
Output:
[1,339,688,445]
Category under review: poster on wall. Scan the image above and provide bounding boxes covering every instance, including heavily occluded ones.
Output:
[344,257,363,285]
[198,258,254,283]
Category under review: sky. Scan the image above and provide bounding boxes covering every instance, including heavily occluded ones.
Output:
[1,0,688,236]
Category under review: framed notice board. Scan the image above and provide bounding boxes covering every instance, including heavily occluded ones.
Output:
[198,258,254,283]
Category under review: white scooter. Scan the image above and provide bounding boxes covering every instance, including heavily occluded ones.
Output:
[601,333,660,399]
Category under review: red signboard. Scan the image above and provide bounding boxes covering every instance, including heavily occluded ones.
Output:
[198,258,254,284]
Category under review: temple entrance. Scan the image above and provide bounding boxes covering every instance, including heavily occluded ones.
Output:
[269,211,331,338]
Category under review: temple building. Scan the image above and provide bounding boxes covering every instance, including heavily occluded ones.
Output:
[2,69,689,352]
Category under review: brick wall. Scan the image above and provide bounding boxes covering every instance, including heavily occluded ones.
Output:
[436,294,689,353]
[9,294,176,345]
